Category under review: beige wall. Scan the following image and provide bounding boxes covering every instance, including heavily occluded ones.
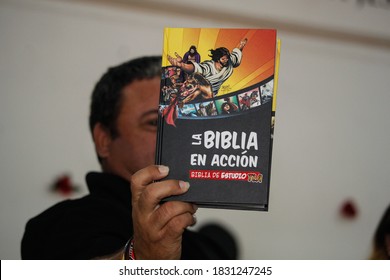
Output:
[0,0,389,259]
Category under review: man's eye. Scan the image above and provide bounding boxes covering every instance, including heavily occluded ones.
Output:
[148,119,158,127]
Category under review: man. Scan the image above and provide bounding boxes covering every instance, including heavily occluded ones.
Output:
[21,56,236,260]
[369,204,390,259]
[183,45,201,64]
[168,38,247,96]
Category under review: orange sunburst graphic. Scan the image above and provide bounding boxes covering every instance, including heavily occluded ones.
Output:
[162,28,276,96]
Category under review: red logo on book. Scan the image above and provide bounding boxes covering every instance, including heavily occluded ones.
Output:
[189,170,262,183]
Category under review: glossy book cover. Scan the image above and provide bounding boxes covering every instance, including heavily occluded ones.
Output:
[156,27,280,210]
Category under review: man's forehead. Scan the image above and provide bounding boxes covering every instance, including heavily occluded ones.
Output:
[122,78,160,97]
[120,78,160,113]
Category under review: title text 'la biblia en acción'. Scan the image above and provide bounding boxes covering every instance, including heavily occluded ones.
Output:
[190,131,259,168]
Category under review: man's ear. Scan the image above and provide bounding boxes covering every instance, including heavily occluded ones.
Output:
[92,123,112,159]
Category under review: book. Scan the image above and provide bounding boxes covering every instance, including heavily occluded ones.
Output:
[156,27,280,210]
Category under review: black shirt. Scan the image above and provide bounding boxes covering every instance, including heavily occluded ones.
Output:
[21,172,233,259]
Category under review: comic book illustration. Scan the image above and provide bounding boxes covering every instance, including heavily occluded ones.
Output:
[156,28,280,210]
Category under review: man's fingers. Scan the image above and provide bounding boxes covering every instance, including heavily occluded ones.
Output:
[131,165,170,202]
[164,211,197,236]
[152,202,197,229]
[137,180,190,213]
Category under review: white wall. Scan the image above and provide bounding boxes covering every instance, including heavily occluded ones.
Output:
[0,0,389,259]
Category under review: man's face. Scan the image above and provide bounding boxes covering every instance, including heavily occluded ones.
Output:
[219,55,229,67]
[103,77,160,180]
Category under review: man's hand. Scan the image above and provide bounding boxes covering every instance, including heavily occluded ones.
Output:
[238,38,248,51]
[130,165,197,259]
[167,52,184,67]
[168,53,195,74]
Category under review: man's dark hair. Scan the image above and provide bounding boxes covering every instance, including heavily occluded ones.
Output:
[372,204,390,259]
[209,47,230,62]
[189,45,197,52]
[89,56,161,139]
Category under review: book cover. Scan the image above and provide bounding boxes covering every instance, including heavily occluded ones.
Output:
[156,27,280,210]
